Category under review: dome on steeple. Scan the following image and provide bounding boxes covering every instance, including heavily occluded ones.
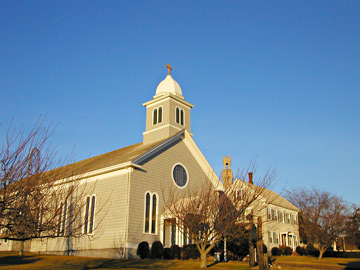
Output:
[155,74,182,96]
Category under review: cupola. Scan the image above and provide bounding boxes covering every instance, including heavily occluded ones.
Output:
[142,64,194,145]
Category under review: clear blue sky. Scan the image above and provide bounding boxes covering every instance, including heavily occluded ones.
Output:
[1,1,359,204]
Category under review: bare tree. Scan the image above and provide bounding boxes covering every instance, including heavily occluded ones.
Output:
[163,169,275,268]
[285,187,349,262]
[0,119,92,255]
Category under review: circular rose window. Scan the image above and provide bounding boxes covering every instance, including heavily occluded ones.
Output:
[172,164,188,188]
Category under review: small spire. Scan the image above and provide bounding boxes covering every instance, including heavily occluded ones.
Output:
[165,63,173,75]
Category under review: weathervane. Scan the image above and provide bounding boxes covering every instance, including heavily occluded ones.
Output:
[165,63,173,75]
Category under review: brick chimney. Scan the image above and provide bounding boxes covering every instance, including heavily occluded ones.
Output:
[248,172,253,184]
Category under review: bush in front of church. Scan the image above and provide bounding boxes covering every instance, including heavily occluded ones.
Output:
[181,244,200,259]
[170,245,181,259]
[137,241,149,259]
[150,241,164,259]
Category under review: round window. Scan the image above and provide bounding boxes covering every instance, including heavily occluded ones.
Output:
[172,164,188,188]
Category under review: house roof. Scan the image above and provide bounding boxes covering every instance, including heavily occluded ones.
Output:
[233,179,299,212]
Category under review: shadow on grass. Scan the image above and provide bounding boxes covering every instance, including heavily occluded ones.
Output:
[0,255,42,266]
[63,259,181,269]
[342,260,360,270]
[206,261,220,267]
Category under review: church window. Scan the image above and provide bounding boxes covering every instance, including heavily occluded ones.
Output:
[61,201,68,236]
[175,107,184,126]
[158,107,162,123]
[84,197,90,234]
[57,203,63,236]
[152,107,163,125]
[84,195,96,234]
[153,109,158,125]
[144,192,158,234]
[89,195,96,233]
[151,194,157,234]
[176,107,180,123]
[172,163,188,188]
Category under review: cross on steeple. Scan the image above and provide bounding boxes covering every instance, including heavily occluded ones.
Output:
[165,63,173,75]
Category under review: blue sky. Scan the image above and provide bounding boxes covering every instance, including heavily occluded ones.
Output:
[1,1,359,204]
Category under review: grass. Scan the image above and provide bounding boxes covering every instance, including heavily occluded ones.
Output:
[0,252,359,269]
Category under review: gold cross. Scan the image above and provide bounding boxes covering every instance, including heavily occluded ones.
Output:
[165,63,173,75]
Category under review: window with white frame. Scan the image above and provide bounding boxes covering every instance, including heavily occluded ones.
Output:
[57,201,69,236]
[84,195,96,234]
[144,192,158,234]
[267,208,271,220]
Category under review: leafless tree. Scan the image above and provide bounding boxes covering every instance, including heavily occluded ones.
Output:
[0,119,93,255]
[163,168,275,268]
[285,187,349,262]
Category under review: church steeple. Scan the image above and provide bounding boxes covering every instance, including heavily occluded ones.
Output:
[142,65,194,144]
[221,156,234,188]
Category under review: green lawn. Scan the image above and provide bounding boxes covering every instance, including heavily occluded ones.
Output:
[0,252,359,269]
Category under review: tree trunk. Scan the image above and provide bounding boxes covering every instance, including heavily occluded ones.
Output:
[200,251,207,268]
[19,240,25,256]
[257,217,269,270]
[317,246,327,262]
[249,215,255,268]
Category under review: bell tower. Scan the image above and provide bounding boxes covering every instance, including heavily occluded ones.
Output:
[143,64,194,144]
[221,156,234,188]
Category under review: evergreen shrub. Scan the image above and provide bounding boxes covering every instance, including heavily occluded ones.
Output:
[137,241,149,259]
[170,245,181,259]
[182,244,200,259]
[296,246,307,255]
[150,241,163,259]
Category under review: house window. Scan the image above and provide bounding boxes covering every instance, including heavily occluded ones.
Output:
[144,192,158,234]
[267,208,271,220]
[274,232,279,244]
[175,107,184,126]
[84,195,96,234]
[271,209,277,221]
[172,163,188,188]
[278,212,284,223]
[236,189,245,200]
[294,235,298,246]
[268,231,273,244]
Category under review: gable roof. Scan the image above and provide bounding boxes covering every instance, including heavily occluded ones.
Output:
[233,179,299,212]
[55,129,223,191]
[56,138,167,179]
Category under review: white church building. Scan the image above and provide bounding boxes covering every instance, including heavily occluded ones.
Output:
[0,65,299,258]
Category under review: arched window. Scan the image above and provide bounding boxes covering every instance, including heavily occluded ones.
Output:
[151,194,157,234]
[144,192,158,234]
[153,109,158,125]
[176,107,180,124]
[180,109,184,125]
[144,193,150,233]
[84,197,90,234]
[57,203,63,236]
[61,201,68,236]
[158,107,162,123]
[84,195,96,234]
[176,107,184,126]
